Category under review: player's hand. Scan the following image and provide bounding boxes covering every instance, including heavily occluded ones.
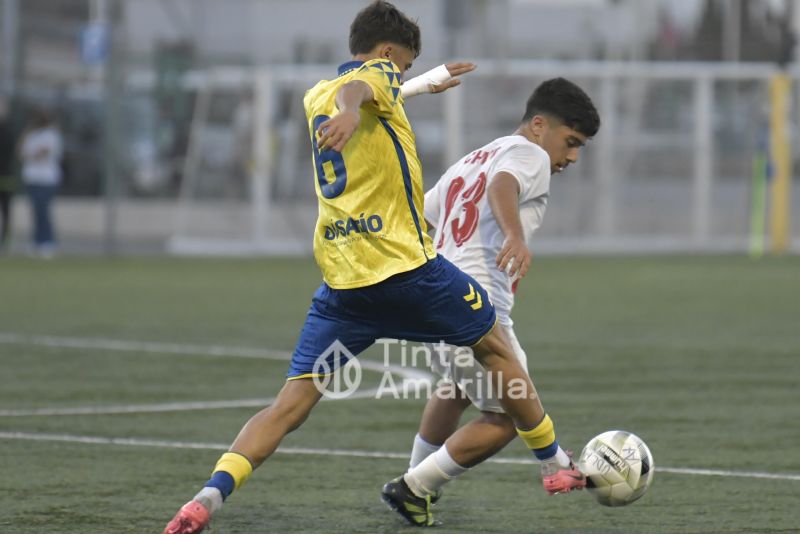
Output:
[496,235,531,279]
[429,62,477,94]
[316,109,361,152]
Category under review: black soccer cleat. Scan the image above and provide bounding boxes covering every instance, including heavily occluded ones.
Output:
[381,476,437,527]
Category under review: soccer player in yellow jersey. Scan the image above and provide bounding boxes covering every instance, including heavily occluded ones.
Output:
[165,3,583,532]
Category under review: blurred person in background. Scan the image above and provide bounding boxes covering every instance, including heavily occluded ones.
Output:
[18,108,63,258]
[0,96,16,252]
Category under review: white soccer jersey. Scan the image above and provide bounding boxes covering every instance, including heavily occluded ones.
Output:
[424,135,551,325]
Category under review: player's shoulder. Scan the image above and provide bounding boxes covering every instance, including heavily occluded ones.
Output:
[355,59,403,96]
[491,135,550,169]
[304,71,348,112]
[494,135,548,158]
[358,58,402,75]
[304,76,333,99]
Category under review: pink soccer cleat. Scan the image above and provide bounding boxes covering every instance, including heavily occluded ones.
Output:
[164,500,211,534]
[541,460,587,495]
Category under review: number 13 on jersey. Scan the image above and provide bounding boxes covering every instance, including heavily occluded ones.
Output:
[438,171,487,248]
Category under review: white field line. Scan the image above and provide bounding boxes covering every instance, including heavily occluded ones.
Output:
[1,431,799,482]
[6,333,799,483]
[0,332,290,360]
[0,390,384,417]
[0,332,432,416]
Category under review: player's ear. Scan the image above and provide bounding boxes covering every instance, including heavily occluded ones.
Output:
[377,43,393,60]
[530,115,547,139]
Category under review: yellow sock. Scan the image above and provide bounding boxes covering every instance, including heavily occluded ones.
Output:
[516,414,559,460]
[212,452,253,491]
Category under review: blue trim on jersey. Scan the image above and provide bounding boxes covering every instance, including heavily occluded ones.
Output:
[338,60,364,77]
[378,117,429,259]
[532,441,560,461]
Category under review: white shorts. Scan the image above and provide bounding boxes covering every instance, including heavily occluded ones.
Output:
[428,323,528,413]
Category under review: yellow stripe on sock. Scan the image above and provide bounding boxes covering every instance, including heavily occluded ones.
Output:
[213,452,253,490]
[516,414,555,450]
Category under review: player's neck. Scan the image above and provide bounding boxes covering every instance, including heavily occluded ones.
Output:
[513,123,539,146]
[352,53,382,63]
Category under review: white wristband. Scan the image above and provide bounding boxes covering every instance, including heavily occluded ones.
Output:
[400,64,452,99]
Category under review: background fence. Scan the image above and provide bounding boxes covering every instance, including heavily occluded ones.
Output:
[168,60,800,255]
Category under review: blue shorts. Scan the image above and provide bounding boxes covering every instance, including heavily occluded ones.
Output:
[287,255,496,378]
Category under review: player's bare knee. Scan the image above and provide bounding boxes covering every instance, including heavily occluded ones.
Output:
[432,387,471,407]
[266,400,311,432]
[478,411,513,428]
[262,387,319,433]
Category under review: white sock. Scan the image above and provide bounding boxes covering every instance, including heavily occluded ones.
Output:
[193,487,224,515]
[404,444,468,497]
[409,433,441,469]
[540,446,572,469]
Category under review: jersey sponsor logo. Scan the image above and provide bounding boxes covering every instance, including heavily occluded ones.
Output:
[322,213,384,241]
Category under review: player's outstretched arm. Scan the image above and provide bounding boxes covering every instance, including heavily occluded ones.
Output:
[401,62,476,100]
[488,172,531,279]
[316,80,374,152]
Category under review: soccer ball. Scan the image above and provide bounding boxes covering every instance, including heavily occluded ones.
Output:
[578,430,654,507]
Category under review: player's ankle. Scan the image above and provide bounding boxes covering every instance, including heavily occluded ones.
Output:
[193,487,223,515]
[409,433,441,469]
[403,473,430,498]
[405,445,468,497]
[539,446,572,468]
[553,446,572,468]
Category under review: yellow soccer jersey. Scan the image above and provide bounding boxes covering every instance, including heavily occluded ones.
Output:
[303,59,436,289]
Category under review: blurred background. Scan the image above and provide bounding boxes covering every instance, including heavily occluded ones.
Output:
[0,0,797,257]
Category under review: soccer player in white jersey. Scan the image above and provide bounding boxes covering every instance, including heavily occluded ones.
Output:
[382,78,600,526]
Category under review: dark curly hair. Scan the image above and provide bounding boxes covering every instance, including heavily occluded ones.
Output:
[349,1,421,58]
[523,78,600,137]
